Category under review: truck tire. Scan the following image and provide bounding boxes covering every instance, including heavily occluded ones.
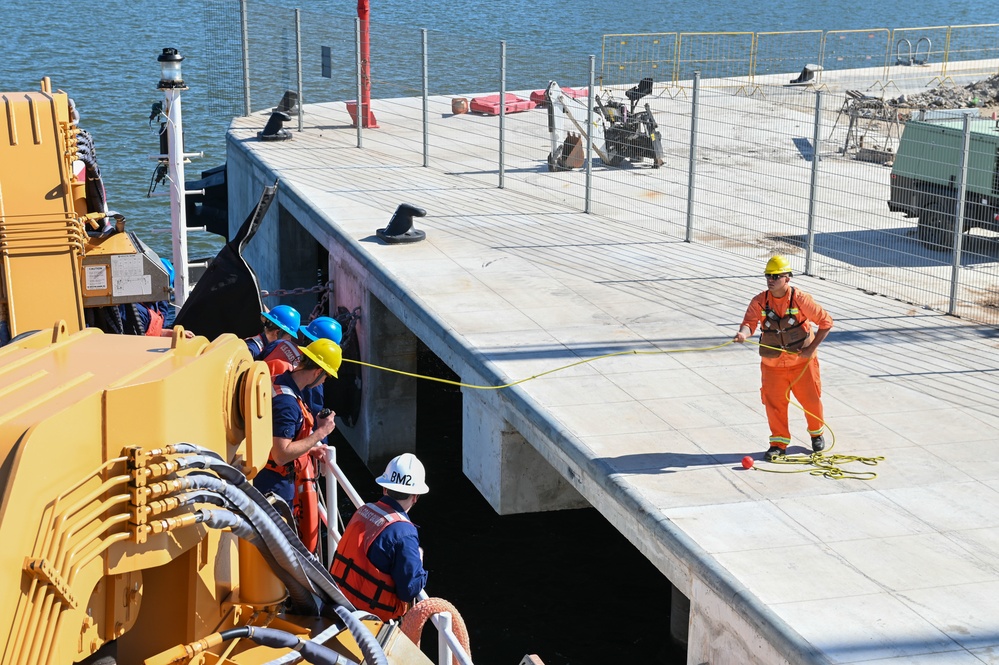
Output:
[917,201,955,251]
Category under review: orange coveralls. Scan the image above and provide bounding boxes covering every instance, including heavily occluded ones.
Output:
[741,288,833,450]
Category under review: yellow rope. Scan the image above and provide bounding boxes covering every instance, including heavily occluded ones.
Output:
[340,339,883,480]
[340,340,736,389]
[746,350,883,480]
[755,450,884,481]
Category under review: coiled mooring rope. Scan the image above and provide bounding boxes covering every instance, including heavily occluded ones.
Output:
[400,597,471,665]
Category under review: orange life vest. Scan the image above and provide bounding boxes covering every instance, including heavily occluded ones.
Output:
[330,502,411,621]
[263,339,303,378]
[265,383,320,553]
[144,307,164,336]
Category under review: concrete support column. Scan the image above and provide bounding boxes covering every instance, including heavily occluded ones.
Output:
[332,255,417,470]
[462,388,585,515]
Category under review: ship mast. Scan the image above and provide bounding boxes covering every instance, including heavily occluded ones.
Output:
[157,47,192,306]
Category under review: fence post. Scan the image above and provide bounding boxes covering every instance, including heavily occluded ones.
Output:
[685,71,701,243]
[948,114,971,315]
[355,17,363,148]
[295,8,303,132]
[805,90,823,275]
[422,28,429,167]
[499,40,506,189]
[240,0,251,115]
[585,55,595,213]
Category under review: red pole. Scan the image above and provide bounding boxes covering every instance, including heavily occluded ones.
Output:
[357,0,378,127]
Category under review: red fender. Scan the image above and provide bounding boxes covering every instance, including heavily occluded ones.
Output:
[293,456,320,553]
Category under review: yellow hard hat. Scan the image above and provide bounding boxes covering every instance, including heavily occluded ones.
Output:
[300,338,342,378]
[764,255,793,275]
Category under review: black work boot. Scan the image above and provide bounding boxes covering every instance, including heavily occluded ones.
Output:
[765,445,786,461]
[811,434,826,453]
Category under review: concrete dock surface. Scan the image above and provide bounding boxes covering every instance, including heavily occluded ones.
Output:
[228,72,999,664]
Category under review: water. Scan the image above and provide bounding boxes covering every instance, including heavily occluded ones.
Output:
[2,0,983,260]
[1,3,986,663]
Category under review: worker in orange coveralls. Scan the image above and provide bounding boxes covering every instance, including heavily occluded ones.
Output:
[733,255,834,461]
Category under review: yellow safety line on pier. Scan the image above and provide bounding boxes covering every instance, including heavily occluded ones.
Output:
[341,340,884,481]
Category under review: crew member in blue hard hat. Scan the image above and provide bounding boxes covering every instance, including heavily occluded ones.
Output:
[300,316,342,345]
[295,316,344,416]
[253,338,342,552]
[245,304,300,359]
[331,453,430,622]
[733,255,834,461]
[260,315,344,379]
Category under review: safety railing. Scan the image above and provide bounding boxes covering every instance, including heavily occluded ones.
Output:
[207,5,999,327]
[318,449,475,665]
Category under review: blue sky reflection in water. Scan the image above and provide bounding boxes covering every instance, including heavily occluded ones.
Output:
[0,0,983,259]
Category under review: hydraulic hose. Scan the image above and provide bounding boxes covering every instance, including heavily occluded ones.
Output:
[172,448,386,665]
[259,620,354,665]
[217,626,358,665]
[178,452,351,604]
[331,605,388,665]
[180,473,323,614]
[197,508,251,535]
[184,490,320,611]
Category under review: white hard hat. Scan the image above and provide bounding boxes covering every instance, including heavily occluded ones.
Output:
[375,453,429,495]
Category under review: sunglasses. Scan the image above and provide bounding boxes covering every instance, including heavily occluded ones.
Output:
[766,273,789,281]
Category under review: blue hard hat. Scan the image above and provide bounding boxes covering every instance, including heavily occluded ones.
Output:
[261,305,301,337]
[300,316,342,345]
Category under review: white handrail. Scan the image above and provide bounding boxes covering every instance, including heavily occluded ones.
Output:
[417,590,474,665]
[321,449,364,509]
[319,453,474,665]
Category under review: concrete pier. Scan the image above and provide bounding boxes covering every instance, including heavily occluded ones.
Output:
[228,72,999,664]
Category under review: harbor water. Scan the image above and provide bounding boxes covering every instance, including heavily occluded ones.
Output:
[2,0,983,262]
[1,2,986,662]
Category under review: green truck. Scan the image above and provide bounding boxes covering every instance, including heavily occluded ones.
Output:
[888,117,999,250]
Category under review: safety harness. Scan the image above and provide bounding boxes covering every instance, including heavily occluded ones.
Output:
[759,287,812,358]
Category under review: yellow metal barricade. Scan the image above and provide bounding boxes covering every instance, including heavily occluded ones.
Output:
[821,29,892,90]
[943,24,999,83]
[675,32,754,91]
[600,33,678,90]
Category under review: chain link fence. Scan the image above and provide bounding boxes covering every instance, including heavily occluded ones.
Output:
[203,1,999,326]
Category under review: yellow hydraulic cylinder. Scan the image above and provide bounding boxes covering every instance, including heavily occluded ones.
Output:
[237,539,287,609]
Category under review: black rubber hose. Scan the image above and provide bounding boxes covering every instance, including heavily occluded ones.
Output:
[332,606,388,665]
[175,448,385,665]
[191,498,319,612]
[180,452,345,601]
[216,626,359,665]
[179,472,322,615]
